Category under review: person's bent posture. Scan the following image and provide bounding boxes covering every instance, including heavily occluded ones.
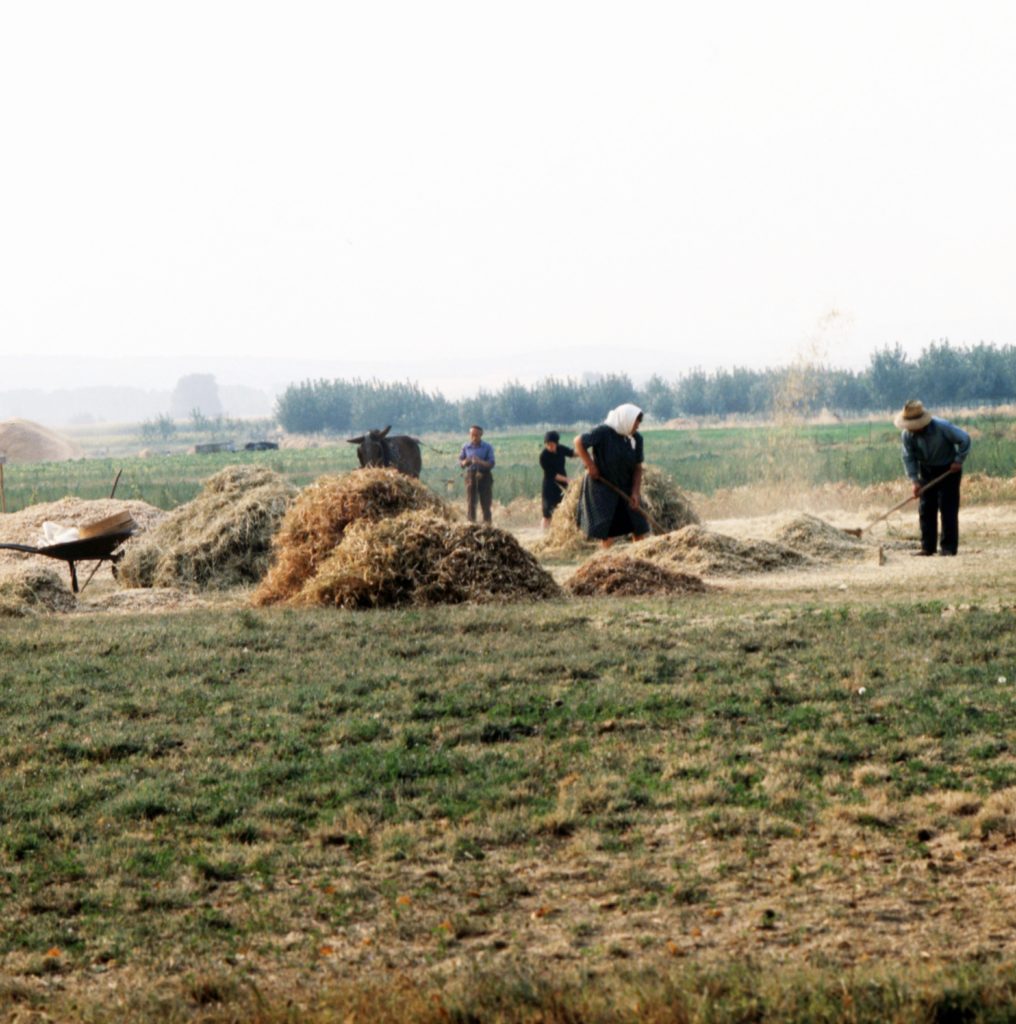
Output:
[895,399,971,556]
[574,403,649,549]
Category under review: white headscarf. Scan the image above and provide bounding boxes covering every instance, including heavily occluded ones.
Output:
[604,403,643,448]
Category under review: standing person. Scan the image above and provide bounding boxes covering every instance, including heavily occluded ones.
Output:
[539,430,576,529]
[895,400,971,556]
[573,403,650,548]
[459,424,495,524]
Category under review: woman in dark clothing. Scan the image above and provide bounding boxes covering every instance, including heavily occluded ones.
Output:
[539,430,576,529]
[573,404,649,547]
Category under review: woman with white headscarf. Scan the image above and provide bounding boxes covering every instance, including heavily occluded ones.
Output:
[573,403,650,547]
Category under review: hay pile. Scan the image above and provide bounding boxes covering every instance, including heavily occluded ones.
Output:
[0,419,83,463]
[773,513,866,560]
[566,554,707,597]
[254,468,450,605]
[117,465,295,590]
[295,509,560,609]
[535,465,699,557]
[0,566,76,616]
[640,525,810,576]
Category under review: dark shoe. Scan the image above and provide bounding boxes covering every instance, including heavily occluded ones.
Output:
[940,550,957,556]
[911,549,935,557]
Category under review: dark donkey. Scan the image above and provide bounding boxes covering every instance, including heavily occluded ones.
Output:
[346,426,423,478]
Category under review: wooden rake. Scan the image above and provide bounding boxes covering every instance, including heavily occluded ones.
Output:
[842,468,955,538]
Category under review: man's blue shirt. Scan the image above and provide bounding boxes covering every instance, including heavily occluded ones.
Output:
[901,418,971,481]
[459,440,495,467]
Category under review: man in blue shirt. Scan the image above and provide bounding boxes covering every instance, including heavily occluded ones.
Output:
[459,424,496,524]
[895,400,971,556]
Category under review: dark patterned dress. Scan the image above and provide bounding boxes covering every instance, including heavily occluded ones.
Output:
[576,424,649,539]
[540,444,575,518]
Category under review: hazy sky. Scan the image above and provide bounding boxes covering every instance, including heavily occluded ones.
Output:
[2,1,1014,397]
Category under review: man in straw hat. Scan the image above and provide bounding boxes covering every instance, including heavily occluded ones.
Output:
[894,400,971,556]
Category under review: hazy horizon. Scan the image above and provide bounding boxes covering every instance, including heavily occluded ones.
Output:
[3,2,1014,401]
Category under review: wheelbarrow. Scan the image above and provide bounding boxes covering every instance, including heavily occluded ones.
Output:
[0,511,136,594]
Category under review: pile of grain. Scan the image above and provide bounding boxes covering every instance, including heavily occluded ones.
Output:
[640,525,810,576]
[295,509,560,609]
[0,419,83,463]
[117,465,295,590]
[254,468,451,605]
[565,554,708,597]
[773,513,867,559]
[535,465,699,557]
[0,565,76,616]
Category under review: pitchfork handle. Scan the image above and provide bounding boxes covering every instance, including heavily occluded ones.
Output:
[593,476,666,535]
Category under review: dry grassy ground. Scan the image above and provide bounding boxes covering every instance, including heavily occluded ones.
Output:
[2,482,1015,1021]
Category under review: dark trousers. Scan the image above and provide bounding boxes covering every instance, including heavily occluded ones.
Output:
[466,471,493,524]
[918,465,961,554]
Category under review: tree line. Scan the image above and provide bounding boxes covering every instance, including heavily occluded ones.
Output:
[275,341,1016,433]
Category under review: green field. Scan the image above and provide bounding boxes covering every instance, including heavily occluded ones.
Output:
[4,412,1016,513]
[2,590,1016,1021]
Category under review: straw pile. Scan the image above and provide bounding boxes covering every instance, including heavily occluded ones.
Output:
[0,419,83,463]
[0,565,76,616]
[640,525,810,576]
[253,468,452,605]
[566,554,707,597]
[535,465,699,557]
[773,513,867,560]
[118,465,295,590]
[293,509,560,609]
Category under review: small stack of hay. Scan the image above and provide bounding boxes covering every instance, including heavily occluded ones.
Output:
[535,465,699,557]
[773,514,866,560]
[566,554,707,597]
[117,465,296,590]
[295,509,560,609]
[640,525,809,576]
[0,566,76,617]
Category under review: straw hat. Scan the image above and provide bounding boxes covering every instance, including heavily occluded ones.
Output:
[894,399,933,431]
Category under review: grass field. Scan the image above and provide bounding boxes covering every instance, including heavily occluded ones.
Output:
[3,538,1016,1019]
[2,417,1016,1021]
